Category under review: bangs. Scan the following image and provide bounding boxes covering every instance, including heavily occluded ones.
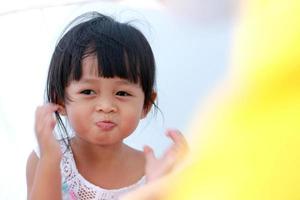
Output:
[74,43,140,84]
[68,20,145,85]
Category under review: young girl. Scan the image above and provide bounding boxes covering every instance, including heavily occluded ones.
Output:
[26,11,187,200]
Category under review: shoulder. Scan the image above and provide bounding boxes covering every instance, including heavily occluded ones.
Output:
[26,151,39,198]
[26,151,39,177]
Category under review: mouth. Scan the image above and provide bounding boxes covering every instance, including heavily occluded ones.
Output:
[95,120,116,131]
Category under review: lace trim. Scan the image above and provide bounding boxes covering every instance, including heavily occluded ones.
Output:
[60,142,145,200]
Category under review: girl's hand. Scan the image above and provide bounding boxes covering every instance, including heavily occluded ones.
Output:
[144,129,188,182]
[35,103,61,159]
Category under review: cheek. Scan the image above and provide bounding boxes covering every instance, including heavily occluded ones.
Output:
[65,104,91,132]
[120,116,140,136]
[120,106,144,129]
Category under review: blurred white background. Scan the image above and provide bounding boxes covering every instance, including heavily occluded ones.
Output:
[0,0,235,198]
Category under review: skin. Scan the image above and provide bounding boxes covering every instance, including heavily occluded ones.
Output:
[26,104,62,200]
[26,55,188,199]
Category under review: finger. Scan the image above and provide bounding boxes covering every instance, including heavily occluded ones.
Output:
[45,111,57,130]
[166,129,184,144]
[35,104,58,135]
[35,104,59,119]
[165,129,189,152]
[143,145,157,164]
[44,103,60,113]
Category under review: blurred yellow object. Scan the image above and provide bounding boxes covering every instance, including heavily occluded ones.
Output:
[122,0,300,199]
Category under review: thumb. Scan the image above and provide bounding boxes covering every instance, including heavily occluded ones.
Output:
[143,145,156,164]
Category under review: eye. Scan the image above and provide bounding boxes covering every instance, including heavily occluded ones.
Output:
[116,91,131,97]
[80,89,95,95]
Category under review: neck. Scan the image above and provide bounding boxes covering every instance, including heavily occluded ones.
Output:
[68,136,145,189]
[70,136,128,166]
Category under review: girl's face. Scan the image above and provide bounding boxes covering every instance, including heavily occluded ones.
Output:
[62,55,148,145]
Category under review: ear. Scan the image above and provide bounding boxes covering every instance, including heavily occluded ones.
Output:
[141,91,157,119]
[57,102,67,116]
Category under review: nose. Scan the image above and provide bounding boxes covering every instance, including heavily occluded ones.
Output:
[95,97,117,113]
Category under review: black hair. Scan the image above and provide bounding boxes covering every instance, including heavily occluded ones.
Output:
[46,11,157,141]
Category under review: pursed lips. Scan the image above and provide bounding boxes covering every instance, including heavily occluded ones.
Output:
[95,120,116,131]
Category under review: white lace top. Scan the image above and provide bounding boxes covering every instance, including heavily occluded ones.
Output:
[34,141,146,200]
